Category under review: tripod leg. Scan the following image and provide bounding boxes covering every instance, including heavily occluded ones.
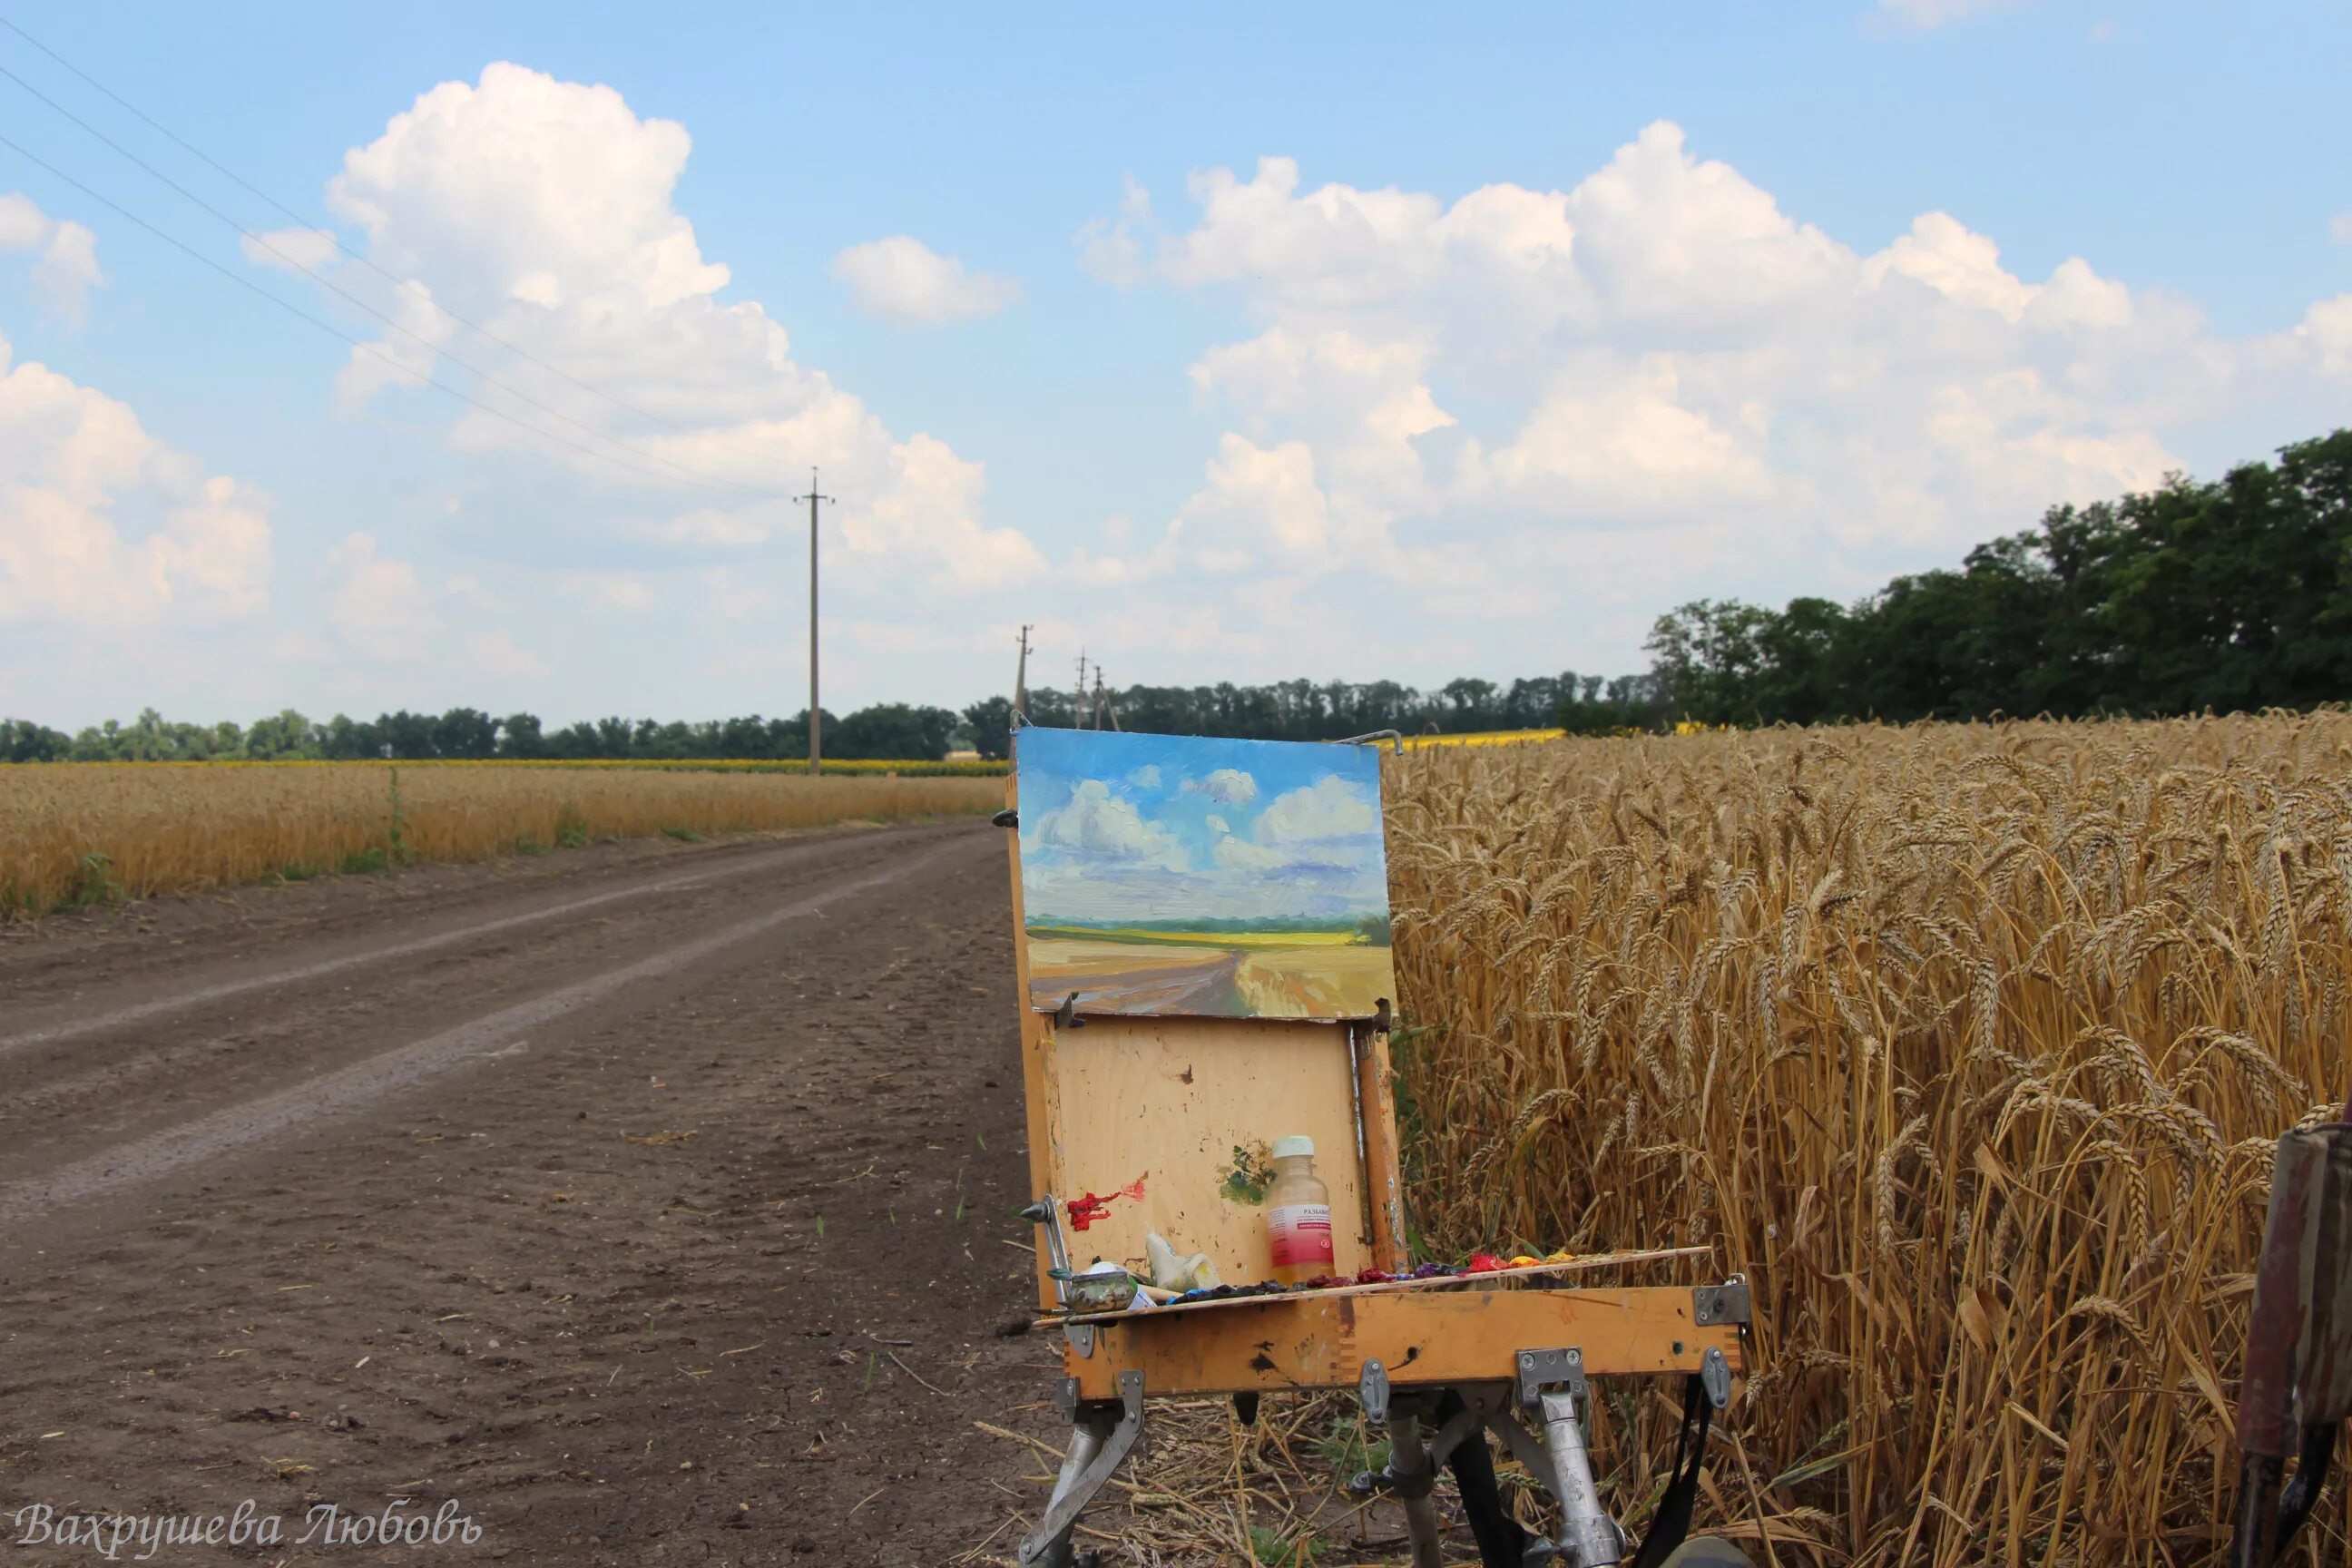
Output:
[1018,1374,1145,1568]
[1385,1398,1446,1568]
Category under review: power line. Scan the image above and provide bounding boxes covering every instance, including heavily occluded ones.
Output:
[0,16,809,479]
[0,60,767,498]
[0,130,744,494]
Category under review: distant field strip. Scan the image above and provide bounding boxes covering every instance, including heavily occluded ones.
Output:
[0,762,999,915]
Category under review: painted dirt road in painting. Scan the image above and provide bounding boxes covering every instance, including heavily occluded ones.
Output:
[1024,934,1399,1018]
[1014,729,1397,1021]
[1024,936,1243,1014]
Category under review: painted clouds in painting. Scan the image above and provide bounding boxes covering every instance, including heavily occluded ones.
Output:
[1015,728,1396,1020]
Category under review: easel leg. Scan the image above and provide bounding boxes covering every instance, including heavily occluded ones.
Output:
[1018,1373,1145,1568]
[1384,1398,1445,1568]
[1486,1374,1628,1565]
[1534,1387,1624,1566]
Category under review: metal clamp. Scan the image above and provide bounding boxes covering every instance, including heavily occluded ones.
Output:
[1021,1196,1077,1293]
[1053,993,1085,1032]
[1700,1346,1733,1410]
[1065,1322,1095,1357]
[1517,1347,1587,1406]
[1359,1359,1390,1426]
[1694,1276,1752,1328]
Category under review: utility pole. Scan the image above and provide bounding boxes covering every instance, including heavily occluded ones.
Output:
[1014,624,1033,720]
[1075,650,1088,729]
[795,469,835,772]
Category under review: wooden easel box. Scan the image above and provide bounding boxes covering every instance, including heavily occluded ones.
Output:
[1001,770,1742,1403]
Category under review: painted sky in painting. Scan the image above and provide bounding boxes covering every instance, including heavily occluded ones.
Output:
[1015,729,1391,926]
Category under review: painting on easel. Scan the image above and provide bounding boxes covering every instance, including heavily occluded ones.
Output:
[1014,728,1396,1021]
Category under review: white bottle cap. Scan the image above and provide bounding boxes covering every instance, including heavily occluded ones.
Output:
[1271,1135,1314,1160]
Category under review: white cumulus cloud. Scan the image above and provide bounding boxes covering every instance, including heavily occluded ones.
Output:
[285,62,1038,598]
[1255,776,1377,844]
[322,532,436,662]
[1065,118,2351,677]
[1033,779,1186,869]
[0,331,269,629]
[1211,834,1287,870]
[0,191,102,321]
[832,235,1020,323]
[1183,767,1258,805]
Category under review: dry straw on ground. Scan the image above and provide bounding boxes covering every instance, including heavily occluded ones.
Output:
[0,761,999,914]
[1378,711,2347,1567]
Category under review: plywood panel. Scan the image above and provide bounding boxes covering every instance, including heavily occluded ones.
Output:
[1044,1014,1370,1286]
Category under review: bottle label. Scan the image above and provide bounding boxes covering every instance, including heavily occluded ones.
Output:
[1268,1202,1334,1270]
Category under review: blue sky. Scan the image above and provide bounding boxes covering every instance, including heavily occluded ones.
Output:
[1016,730,1389,925]
[3,1,2348,726]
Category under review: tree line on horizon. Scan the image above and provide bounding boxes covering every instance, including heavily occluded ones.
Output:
[6,428,2345,764]
[0,673,1656,767]
[1646,428,2352,726]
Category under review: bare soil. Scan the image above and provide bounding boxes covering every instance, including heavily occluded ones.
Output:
[0,820,1073,1564]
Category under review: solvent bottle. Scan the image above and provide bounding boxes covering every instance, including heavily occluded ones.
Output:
[1265,1135,1335,1285]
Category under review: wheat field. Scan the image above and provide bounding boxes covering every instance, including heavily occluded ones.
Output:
[1383,712,2347,1567]
[0,761,1000,915]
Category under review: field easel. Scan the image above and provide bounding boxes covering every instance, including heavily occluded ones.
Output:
[998,755,1758,1568]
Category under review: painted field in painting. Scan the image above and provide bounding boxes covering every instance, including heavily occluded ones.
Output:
[1014,728,1396,1021]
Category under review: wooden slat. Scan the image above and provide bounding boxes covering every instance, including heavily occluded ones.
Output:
[1355,1023,1406,1273]
[1045,1245,1713,1326]
[1064,1284,1744,1400]
[1004,774,1064,1313]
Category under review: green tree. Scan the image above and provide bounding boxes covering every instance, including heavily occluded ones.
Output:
[244,710,318,759]
[830,703,956,760]
[0,719,70,760]
[497,712,546,758]
[962,697,1014,760]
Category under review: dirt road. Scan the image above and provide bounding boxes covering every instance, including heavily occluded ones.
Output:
[0,821,1068,1564]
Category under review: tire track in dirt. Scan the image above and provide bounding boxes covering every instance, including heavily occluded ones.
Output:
[0,827,968,1059]
[0,835,978,1225]
[0,818,1063,1565]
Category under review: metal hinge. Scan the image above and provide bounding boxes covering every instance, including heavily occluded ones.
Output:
[1516,1346,1586,1406]
[1693,1276,1752,1328]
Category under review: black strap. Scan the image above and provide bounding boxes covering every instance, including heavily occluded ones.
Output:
[1433,1389,1529,1568]
[1630,1375,1715,1568]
